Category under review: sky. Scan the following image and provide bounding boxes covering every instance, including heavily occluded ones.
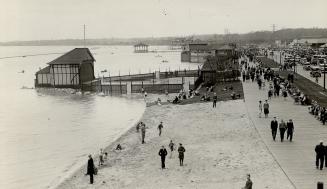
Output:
[0,0,326,42]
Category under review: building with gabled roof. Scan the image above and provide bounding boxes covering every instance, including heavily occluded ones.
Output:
[35,48,95,89]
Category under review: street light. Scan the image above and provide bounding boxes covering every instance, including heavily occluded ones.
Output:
[324,58,326,91]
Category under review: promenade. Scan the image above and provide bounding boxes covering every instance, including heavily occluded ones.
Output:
[242,78,327,189]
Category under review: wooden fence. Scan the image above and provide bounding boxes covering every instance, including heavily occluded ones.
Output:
[82,80,191,94]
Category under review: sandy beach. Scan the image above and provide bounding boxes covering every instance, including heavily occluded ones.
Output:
[56,98,294,189]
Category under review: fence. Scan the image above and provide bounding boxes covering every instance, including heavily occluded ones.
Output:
[102,69,200,82]
[82,80,188,94]
[131,83,183,93]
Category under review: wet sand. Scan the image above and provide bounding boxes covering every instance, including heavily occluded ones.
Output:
[56,99,294,189]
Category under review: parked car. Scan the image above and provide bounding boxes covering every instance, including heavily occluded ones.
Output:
[310,70,321,77]
[303,65,311,71]
[310,66,321,71]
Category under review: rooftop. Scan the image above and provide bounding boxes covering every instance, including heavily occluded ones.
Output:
[134,43,149,47]
[36,66,50,74]
[47,48,95,65]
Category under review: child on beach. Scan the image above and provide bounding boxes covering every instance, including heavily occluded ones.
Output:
[169,140,175,158]
[98,149,104,166]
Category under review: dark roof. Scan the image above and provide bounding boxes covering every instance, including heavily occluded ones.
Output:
[36,66,50,74]
[201,57,235,71]
[134,43,148,47]
[189,43,210,51]
[48,48,95,65]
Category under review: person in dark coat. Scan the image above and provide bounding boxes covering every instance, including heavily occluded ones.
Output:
[263,100,269,118]
[141,123,147,144]
[178,143,186,166]
[158,146,168,169]
[213,93,217,108]
[315,141,325,170]
[286,119,294,142]
[158,121,163,136]
[279,119,287,142]
[271,117,278,141]
[325,145,327,168]
[87,155,95,184]
[242,174,253,189]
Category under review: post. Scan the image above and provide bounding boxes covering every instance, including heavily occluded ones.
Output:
[83,24,86,47]
[280,51,282,65]
[293,55,295,75]
[324,60,326,91]
[120,77,122,94]
[109,73,112,95]
[317,182,323,189]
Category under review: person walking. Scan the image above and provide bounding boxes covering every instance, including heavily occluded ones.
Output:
[258,100,262,118]
[178,143,186,166]
[271,117,278,141]
[263,100,269,118]
[141,123,147,144]
[87,155,95,184]
[158,121,163,136]
[242,174,253,189]
[325,145,327,168]
[169,140,175,158]
[286,119,294,142]
[315,141,325,170]
[279,119,287,142]
[213,92,217,108]
[158,146,168,169]
[242,70,246,82]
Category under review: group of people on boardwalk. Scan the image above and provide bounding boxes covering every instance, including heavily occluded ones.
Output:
[243,55,327,175]
[270,117,294,142]
[315,141,327,170]
[309,100,327,125]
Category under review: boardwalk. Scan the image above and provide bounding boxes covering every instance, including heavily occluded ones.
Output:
[242,79,327,189]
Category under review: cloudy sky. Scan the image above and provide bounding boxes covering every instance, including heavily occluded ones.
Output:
[0,0,326,42]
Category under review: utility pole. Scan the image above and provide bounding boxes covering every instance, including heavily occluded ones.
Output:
[83,24,86,47]
[324,60,326,90]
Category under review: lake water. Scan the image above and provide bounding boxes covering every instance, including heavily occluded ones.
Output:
[0,46,201,189]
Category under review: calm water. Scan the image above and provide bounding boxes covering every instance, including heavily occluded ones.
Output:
[0,46,201,189]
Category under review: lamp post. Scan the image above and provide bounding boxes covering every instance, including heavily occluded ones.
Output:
[324,59,326,91]
[293,54,296,74]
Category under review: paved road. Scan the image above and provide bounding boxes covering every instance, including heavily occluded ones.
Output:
[242,76,327,189]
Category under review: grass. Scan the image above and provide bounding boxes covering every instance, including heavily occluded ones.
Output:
[278,70,327,107]
[256,56,280,68]
[179,80,244,105]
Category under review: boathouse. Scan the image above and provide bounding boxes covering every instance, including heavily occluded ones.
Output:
[35,48,95,89]
[134,43,149,53]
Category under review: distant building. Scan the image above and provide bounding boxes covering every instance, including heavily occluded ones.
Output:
[134,43,149,53]
[290,38,327,48]
[35,48,95,89]
[181,43,212,63]
[181,43,236,63]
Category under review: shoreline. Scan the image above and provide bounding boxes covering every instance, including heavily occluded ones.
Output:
[51,108,146,189]
[52,93,172,189]
[56,98,294,189]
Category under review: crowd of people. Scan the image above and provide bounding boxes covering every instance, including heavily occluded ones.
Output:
[242,54,327,175]
[309,100,327,125]
[84,120,187,184]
